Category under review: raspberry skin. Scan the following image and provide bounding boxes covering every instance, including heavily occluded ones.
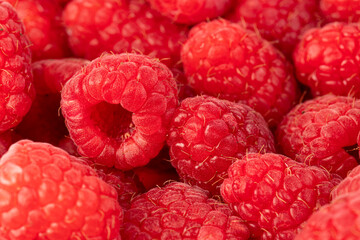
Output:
[63,0,188,68]
[276,95,360,178]
[181,19,299,128]
[0,140,123,240]
[293,22,360,98]
[122,182,250,240]
[226,0,322,58]
[320,0,360,23]
[146,0,233,25]
[167,95,275,194]
[0,2,35,133]
[61,53,179,170]
[221,153,342,239]
[331,164,360,199]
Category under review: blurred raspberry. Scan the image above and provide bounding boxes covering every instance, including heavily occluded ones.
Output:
[320,0,360,23]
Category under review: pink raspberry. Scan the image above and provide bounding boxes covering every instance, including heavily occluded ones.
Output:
[181,19,299,128]
[293,22,360,98]
[167,95,275,194]
[221,153,341,239]
[276,94,360,178]
[122,182,250,240]
[331,164,360,199]
[61,53,179,170]
[320,0,360,23]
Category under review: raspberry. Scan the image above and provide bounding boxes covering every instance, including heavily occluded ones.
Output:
[320,0,360,23]
[63,0,188,68]
[122,182,250,240]
[293,22,360,98]
[276,94,360,178]
[146,0,233,25]
[167,95,275,194]
[226,0,321,58]
[0,130,20,157]
[0,2,35,133]
[4,0,70,61]
[221,153,341,239]
[331,164,360,199]
[61,53,179,170]
[181,19,299,128]
[0,140,123,240]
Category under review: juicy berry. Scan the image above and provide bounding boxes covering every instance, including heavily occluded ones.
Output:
[320,0,360,23]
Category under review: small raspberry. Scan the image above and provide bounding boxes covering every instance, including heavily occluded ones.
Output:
[122,182,250,240]
[61,53,179,170]
[146,0,233,25]
[331,164,360,199]
[276,94,360,178]
[63,0,188,68]
[0,130,20,157]
[0,140,123,240]
[167,95,275,194]
[181,19,299,128]
[320,0,360,23]
[221,153,341,239]
[293,22,360,98]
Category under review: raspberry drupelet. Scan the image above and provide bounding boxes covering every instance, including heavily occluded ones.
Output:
[331,164,360,199]
[61,53,179,170]
[320,0,360,23]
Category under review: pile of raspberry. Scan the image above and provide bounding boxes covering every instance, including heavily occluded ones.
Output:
[1,0,360,239]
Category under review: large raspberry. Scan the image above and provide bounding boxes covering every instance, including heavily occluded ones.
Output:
[221,153,341,239]
[167,95,275,194]
[0,140,123,240]
[276,94,360,178]
[226,0,321,58]
[331,164,360,199]
[122,182,250,240]
[293,22,360,98]
[320,0,360,23]
[146,0,232,25]
[181,19,299,128]
[61,53,179,170]
[63,0,188,68]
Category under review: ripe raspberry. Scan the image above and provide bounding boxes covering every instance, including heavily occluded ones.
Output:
[122,182,250,240]
[4,0,70,61]
[331,164,360,199]
[0,2,35,133]
[61,53,179,170]
[276,94,360,178]
[226,0,322,58]
[0,130,20,157]
[63,0,188,68]
[0,140,123,240]
[320,0,360,23]
[221,153,342,239]
[167,95,275,194]
[293,22,360,98]
[146,0,233,25]
[181,19,299,128]
[295,190,360,240]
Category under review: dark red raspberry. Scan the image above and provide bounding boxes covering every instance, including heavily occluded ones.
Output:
[63,0,188,68]
[221,153,341,239]
[61,53,179,170]
[181,19,299,128]
[4,0,70,61]
[167,95,275,194]
[0,140,123,240]
[276,94,360,178]
[320,0,360,23]
[0,2,35,133]
[0,130,20,157]
[331,164,360,199]
[122,182,250,240]
[226,0,322,58]
[293,22,360,98]
[146,0,232,25]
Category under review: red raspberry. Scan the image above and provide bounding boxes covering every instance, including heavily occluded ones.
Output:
[4,0,70,61]
[0,140,123,240]
[167,95,275,194]
[221,153,341,239]
[320,0,360,23]
[295,190,360,240]
[122,182,250,240]
[331,164,360,199]
[61,53,179,170]
[276,94,360,178]
[293,22,360,98]
[146,0,233,25]
[181,19,300,128]
[63,0,188,68]
[0,2,35,133]
[0,130,20,157]
[226,0,322,58]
